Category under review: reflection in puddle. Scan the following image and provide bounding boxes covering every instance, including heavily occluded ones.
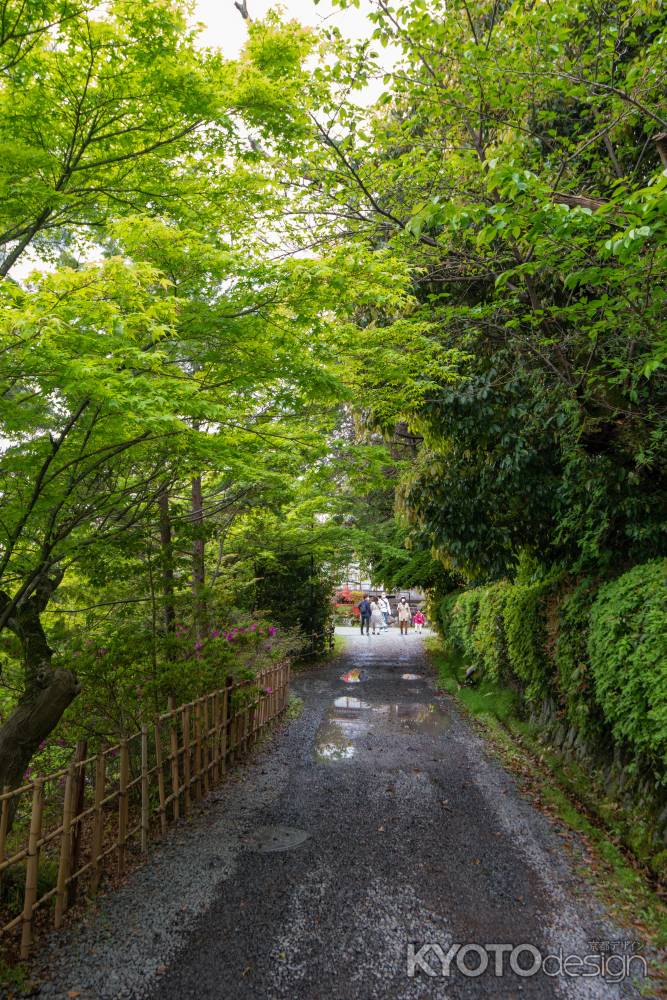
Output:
[401,673,423,681]
[334,696,371,710]
[397,703,450,733]
[315,719,357,760]
[315,697,450,762]
[341,669,363,684]
[370,702,448,731]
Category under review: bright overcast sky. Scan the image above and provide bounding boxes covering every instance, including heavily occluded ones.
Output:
[194,0,378,56]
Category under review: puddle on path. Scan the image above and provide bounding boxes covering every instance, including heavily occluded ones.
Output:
[340,669,364,684]
[334,696,371,710]
[314,697,451,762]
[401,673,423,681]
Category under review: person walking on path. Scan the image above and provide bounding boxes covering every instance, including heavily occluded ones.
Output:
[397,598,411,635]
[358,595,371,636]
[370,598,384,635]
[413,609,425,634]
[378,594,390,630]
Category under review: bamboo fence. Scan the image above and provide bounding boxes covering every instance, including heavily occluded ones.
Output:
[0,661,290,958]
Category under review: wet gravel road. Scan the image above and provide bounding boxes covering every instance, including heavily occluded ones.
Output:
[33,632,645,1000]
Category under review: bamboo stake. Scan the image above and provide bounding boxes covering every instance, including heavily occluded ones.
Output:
[118,741,129,874]
[67,740,87,908]
[195,698,204,801]
[54,765,75,928]
[91,751,106,894]
[230,696,237,766]
[0,785,9,867]
[220,681,230,772]
[168,697,180,821]
[20,780,44,960]
[182,706,191,817]
[202,697,209,796]
[243,692,250,754]
[212,692,221,784]
[154,721,167,838]
[141,725,149,855]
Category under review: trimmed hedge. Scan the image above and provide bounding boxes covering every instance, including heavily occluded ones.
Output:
[502,581,551,701]
[554,578,603,739]
[438,558,667,781]
[473,581,511,681]
[588,559,667,778]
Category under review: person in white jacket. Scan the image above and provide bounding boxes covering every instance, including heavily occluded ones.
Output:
[378,594,391,630]
[369,599,384,635]
[397,598,411,635]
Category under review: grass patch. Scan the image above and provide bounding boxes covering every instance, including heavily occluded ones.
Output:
[425,636,519,724]
[426,637,667,967]
[286,693,304,720]
[0,957,29,995]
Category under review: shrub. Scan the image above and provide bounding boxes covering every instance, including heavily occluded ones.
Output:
[553,578,604,739]
[588,559,667,780]
[503,581,551,701]
[473,581,511,680]
[450,589,483,659]
[438,591,463,647]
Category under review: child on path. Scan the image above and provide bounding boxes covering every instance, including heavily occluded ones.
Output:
[413,609,425,634]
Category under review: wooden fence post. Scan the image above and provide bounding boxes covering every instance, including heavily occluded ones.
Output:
[154,721,167,838]
[118,741,129,874]
[168,697,180,822]
[212,692,221,785]
[202,697,210,796]
[141,725,149,855]
[182,705,191,817]
[54,765,75,928]
[0,785,9,869]
[20,780,44,960]
[67,739,87,907]
[221,680,231,773]
[228,678,237,765]
[91,751,106,894]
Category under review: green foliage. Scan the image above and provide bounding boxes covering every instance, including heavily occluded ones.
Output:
[438,591,461,643]
[439,560,667,799]
[449,589,483,659]
[472,582,511,682]
[254,550,335,651]
[304,0,667,579]
[588,559,667,780]
[502,583,552,701]
[429,640,520,724]
[553,579,605,739]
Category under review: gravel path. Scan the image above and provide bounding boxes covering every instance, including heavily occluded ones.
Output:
[28,631,649,1000]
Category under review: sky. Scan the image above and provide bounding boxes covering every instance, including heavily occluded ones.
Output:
[193,0,378,57]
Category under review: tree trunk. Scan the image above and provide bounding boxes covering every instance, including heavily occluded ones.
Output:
[0,577,80,795]
[157,487,176,643]
[191,475,207,639]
